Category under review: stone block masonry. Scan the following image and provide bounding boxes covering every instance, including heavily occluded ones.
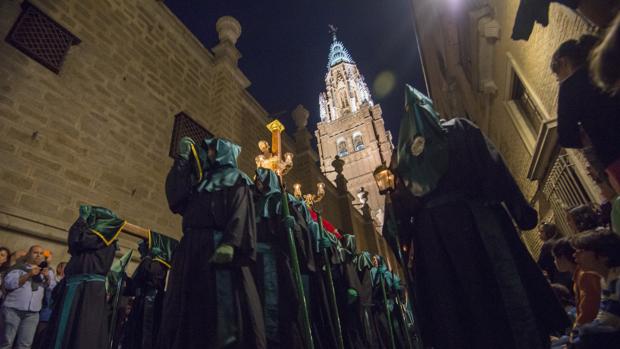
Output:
[0,0,382,263]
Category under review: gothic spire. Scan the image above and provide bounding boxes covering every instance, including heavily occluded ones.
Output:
[327,25,354,68]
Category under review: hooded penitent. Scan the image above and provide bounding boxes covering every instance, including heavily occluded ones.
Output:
[354,251,373,272]
[370,256,389,288]
[145,230,180,269]
[396,85,449,197]
[195,138,253,193]
[160,137,265,349]
[391,85,570,349]
[122,231,178,349]
[43,205,125,349]
[342,234,356,256]
[79,205,126,246]
[340,234,380,348]
[252,167,312,348]
[254,167,284,219]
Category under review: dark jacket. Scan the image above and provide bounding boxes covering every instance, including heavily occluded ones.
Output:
[557,67,620,168]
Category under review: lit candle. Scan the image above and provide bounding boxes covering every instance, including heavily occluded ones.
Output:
[255,155,265,168]
[284,152,294,164]
[293,183,302,198]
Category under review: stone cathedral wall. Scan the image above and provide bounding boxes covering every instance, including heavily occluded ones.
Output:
[0,0,382,264]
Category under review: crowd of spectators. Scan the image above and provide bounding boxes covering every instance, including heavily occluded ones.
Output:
[538,204,620,348]
[540,222,620,348]
[0,245,65,349]
[541,10,620,347]
[551,10,620,236]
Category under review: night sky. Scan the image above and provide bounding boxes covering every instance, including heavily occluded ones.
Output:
[164,0,426,138]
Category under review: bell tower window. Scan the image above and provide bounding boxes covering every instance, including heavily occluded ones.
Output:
[352,132,364,151]
[336,138,349,157]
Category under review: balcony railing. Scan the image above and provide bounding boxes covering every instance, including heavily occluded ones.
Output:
[542,151,596,236]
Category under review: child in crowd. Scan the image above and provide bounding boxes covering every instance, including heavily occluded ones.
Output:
[552,238,601,327]
[570,230,620,348]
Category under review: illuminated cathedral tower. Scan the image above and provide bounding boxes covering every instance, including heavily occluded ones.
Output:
[316,28,393,219]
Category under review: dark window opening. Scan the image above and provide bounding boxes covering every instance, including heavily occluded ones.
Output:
[337,140,349,157]
[353,134,364,151]
[511,73,543,135]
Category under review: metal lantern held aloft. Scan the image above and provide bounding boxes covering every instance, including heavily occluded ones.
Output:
[294,182,325,208]
[255,119,294,177]
[373,163,395,195]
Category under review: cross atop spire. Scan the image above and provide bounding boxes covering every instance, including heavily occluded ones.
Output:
[328,24,338,42]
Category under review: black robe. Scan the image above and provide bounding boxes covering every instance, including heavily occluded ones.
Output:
[157,158,266,349]
[252,207,307,348]
[307,259,341,349]
[289,199,338,349]
[392,118,570,349]
[42,217,117,349]
[342,259,379,348]
[390,294,414,349]
[370,269,402,349]
[122,257,168,349]
[557,67,620,168]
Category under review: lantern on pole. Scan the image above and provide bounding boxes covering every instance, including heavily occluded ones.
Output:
[373,163,396,195]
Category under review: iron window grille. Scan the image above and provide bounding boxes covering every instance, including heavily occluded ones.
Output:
[5,1,80,74]
[169,112,214,158]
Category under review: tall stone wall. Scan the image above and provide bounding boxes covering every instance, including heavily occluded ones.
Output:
[0,0,382,263]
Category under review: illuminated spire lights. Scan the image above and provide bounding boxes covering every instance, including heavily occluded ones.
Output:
[319,28,374,122]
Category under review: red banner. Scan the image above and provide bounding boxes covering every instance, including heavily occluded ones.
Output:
[309,209,342,239]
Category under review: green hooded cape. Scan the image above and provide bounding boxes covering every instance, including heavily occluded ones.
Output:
[254,167,283,219]
[196,138,253,192]
[144,230,179,269]
[79,205,126,246]
[397,85,449,197]
[353,251,373,272]
[253,167,323,247]
[292,196,322,253]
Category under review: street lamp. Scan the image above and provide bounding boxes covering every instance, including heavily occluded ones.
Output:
[373,163,396,195]
[373,163,400,257]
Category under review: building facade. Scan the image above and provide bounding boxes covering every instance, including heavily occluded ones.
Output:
[410,0,604,256]
[0,0,390,268]
[315,32,393,221]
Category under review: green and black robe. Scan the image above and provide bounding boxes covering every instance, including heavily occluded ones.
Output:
[43,205,125,349]
[391,86,570,349]
[251,167,309,348]
[157,138,266,349]
[122,231,178,349]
